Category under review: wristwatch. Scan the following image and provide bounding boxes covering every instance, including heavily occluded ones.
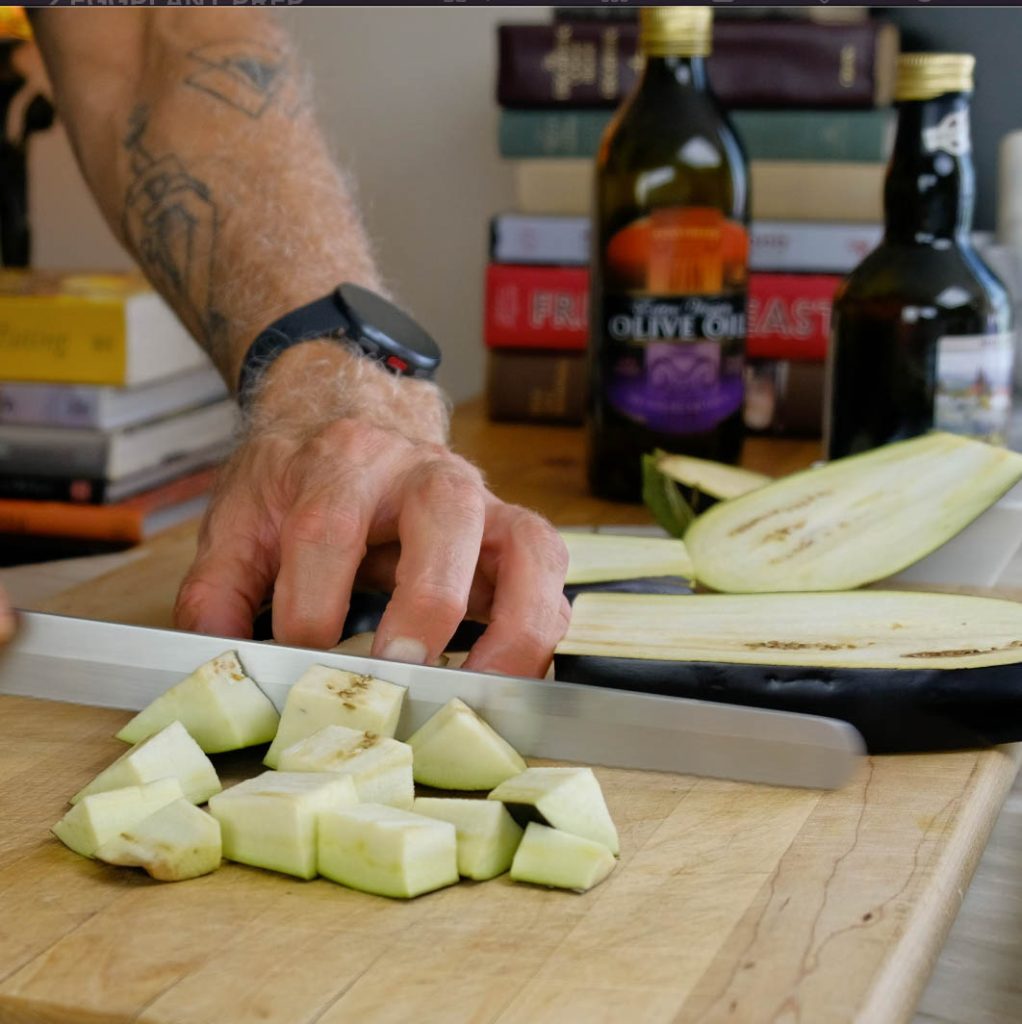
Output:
[237,283,442,408]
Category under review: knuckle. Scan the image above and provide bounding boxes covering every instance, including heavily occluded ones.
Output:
[510,510,569,572]
[403,579,469,625]
[286,499,365,553]
[513,616,557,658]
[413,462,485,513]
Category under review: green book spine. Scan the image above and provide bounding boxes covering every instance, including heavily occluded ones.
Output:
[499,108,895,163]
[499,110,612,158]
[729,109,896,162]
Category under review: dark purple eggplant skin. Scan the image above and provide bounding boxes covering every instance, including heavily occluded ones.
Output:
[554,654,1022,754]
[253,579,693,646]
[564,577,694,602]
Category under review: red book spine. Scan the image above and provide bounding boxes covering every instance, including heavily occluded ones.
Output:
[484,264,589,350]
[0,467,216,542]
[746,274,843,361]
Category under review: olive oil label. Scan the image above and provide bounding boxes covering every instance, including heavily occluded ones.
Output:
[600,207,748,433]
[934,332,1014,440]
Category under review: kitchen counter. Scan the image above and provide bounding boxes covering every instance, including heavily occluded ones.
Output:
[0,399,1019,1024]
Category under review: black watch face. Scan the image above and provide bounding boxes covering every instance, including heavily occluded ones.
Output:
[338,283,441,376]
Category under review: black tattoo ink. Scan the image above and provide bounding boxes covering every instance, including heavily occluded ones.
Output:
[121,103,229,369]
[184,41,284,119]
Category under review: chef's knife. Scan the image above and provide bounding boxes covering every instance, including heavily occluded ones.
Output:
[0,610,864,789]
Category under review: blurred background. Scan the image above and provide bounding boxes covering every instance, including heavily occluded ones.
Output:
[28,8,536,404]
[5,5,1022,563]
[19,6,1020,405]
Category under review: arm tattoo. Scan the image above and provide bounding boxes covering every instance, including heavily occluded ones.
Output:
[121,103,229,370]
[184,41,285,119]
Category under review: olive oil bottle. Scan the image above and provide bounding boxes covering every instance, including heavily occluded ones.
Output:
[588,6,749,502]
[827,53,1013,459]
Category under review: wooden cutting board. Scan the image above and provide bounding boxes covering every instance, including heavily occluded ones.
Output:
[1,402,1019,1022]
[1,689,1017,1024]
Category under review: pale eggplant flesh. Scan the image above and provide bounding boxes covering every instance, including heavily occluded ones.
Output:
[556,590,1022,753]
[683,432,1022,593]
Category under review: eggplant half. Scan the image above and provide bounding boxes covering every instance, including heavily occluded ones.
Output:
[684,432,1022,593]
[656,451,771,503]
[643,452,771,537]
[555,590,1022,753]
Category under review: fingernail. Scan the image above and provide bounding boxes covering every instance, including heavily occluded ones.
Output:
[380,637,428,665]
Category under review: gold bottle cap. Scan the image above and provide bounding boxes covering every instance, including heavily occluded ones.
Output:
[894,53,975,102]
[639,6,712,58]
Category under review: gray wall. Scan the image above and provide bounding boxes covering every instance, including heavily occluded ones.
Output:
[29,8,549,404]
[887,8,1022,233]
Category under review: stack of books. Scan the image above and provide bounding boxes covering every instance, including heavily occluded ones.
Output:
[0,271,234,564]
[486,9,898,434]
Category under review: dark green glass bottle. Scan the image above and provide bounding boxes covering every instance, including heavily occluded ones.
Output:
[827,53,1013,459]
[588,6,749,502]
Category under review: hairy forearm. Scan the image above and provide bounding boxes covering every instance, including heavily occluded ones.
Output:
[32,11,445,441]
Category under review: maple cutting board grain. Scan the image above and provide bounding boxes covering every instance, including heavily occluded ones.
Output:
[0,694,1016,1024]
[1,398,1019,1023]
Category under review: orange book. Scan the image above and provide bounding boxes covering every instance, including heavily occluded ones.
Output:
[0,467,215,544]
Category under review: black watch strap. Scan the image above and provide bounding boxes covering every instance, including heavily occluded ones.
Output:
[237,285,441,410]
[237,293,352,409]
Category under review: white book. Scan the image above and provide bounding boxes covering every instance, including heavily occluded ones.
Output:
[0,366,227,431]
[0,399,237,481]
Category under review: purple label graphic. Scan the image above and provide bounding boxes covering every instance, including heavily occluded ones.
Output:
[602,294,746,434]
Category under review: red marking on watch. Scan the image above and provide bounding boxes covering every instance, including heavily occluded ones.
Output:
[386,355,408,372]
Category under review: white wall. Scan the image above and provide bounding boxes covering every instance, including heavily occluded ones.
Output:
[29,7,547,403]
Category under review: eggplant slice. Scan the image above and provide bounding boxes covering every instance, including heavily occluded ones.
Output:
[655,452,771,501]
[561,531,693,585]
[684,432,1022,593]
[555,591,1022,753]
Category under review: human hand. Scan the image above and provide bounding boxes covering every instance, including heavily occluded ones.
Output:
[174,342,571,678]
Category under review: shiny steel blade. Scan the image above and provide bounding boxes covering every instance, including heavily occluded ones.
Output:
[0,610,864,789]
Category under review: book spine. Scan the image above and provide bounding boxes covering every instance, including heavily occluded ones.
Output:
[485,266,840,361]
[746,274,843,360]
[0,474,109,503]
[497,21,892,109]
[490,214,591,265]
[499,110,612,158]
[500,109,895,162]
[0,427,108,477]
[484,264,589,350]
[750,161,885,222]
[0,466,215,541]
[0,499,144,543]
[750,221,882,273]
[491,214,883,273]
[0,383,102,428]
[0,300,129,385]
[0,533,130,565]
[487,349,586,424]
[730,109,895,162]
[512,159,886,222]
[745,359,827,437]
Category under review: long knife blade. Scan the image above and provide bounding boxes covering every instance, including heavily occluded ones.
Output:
[0,610,864,789]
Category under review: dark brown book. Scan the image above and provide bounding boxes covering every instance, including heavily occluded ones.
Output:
[487,349,586,425]
[497,20,899,110]
[744,359,825,438]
